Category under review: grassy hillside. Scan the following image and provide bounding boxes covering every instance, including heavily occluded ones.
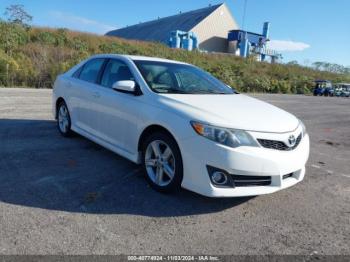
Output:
[1,22,349,93]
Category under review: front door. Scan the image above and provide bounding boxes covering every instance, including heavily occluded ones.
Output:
[93,59,143,153]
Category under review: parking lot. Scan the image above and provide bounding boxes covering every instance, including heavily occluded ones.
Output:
[0,88,349,255]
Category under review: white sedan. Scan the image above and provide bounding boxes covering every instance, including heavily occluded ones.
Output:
[53,54,310,197]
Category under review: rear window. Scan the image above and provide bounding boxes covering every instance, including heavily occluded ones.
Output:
[76,58,105,83]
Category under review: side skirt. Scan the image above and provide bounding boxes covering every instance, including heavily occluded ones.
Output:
[71,125,140,164]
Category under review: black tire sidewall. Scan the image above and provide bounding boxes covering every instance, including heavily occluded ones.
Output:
[142,132,183,193]
[57,101,72,137]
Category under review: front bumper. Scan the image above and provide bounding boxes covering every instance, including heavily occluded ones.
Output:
[179,132,310,198]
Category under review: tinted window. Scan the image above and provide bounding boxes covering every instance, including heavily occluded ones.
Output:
[134,60,235,94]
[79,58,105,83]
[72,66,83,78]
[101,60,134,88]
[157,71,174,87]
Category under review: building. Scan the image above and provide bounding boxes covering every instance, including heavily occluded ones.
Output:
[106,3,239,53]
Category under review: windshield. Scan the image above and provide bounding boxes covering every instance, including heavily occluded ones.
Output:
[315,82,332,88]
[133,60,236,94]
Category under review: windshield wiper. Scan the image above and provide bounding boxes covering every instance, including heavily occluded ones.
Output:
[189,90,228,94]
[155,88,190,94]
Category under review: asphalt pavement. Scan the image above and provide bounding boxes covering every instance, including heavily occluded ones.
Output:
[0,88,349,255]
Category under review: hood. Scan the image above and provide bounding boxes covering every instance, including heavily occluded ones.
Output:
[157,94,299,133]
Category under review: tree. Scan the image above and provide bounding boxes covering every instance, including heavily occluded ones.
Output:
[312,61,350,74]
[312,61,323,71]
[4,4,32,26]
[287,60,299,66]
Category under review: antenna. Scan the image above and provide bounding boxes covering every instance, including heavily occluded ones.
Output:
[242,0,248,30]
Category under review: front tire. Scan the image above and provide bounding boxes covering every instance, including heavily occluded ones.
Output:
[142,132,183,193]
[57,101,73,137]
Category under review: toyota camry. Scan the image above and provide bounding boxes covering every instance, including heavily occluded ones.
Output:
[53,54,310,197]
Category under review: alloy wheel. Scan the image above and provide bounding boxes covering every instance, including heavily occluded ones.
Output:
[58,104,70,134]
[144,140,176,187]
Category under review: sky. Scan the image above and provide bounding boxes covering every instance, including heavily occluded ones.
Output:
[0,0,349,66]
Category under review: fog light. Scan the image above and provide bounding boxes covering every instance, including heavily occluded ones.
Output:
[211,171,228,185]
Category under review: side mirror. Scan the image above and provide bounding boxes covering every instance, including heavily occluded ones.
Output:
[112,80,136,94]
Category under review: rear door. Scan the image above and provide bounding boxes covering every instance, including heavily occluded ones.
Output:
[70,58,106,134]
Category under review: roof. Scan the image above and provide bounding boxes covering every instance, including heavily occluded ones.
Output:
[105,4,223,42]
[336,83,350,85]
[88,54,188,64]
[125,55,188,64]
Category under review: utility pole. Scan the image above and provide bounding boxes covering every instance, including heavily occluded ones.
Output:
[242,0,248,30]
[6,63,9,87]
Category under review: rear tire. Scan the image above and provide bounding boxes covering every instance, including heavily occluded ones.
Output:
[141,132,183,193]
[57,101,73,137]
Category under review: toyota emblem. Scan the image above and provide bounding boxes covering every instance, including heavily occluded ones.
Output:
[288,135,296,147]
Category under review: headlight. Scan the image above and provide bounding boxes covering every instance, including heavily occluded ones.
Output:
[299,120,307,137]
[190,121,258,148]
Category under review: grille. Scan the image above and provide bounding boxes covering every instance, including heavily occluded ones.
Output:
[231,175,271,187]
[257,134,302,151]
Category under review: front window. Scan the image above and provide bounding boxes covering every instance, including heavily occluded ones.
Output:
[101,59,135,88]
[133,60,236,94]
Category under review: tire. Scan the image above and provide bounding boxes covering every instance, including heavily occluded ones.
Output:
[57,100,73,137]
[141,131,183,193]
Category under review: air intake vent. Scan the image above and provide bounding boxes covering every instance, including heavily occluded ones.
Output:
[283,173,293,179]
[231,175,271,187]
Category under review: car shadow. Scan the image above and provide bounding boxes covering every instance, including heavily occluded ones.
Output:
[0,119,253,217]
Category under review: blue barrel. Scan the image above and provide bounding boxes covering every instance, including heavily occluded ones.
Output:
[169,31,181,48]
[190,32,199,49]
[182,37,193,51]
[174,34,181,48]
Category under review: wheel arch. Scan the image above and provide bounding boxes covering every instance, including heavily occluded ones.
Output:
[138,124,184,191]
[137,124,180,153]
[55,97,66,119]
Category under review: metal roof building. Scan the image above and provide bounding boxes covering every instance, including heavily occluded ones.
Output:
[106,3,239,53]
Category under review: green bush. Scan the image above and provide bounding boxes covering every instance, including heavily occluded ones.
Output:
[0,50,19,85]
[35,31,57,45]
[0,21,28,53]
[69,37,89,52]
[0,22,349,90]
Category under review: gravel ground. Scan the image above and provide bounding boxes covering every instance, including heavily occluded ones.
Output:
[0,88,349,255]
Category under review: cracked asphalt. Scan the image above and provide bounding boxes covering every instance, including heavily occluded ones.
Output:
[0,88,349,255]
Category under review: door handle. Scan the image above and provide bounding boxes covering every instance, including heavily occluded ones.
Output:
[92,92,100,98]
